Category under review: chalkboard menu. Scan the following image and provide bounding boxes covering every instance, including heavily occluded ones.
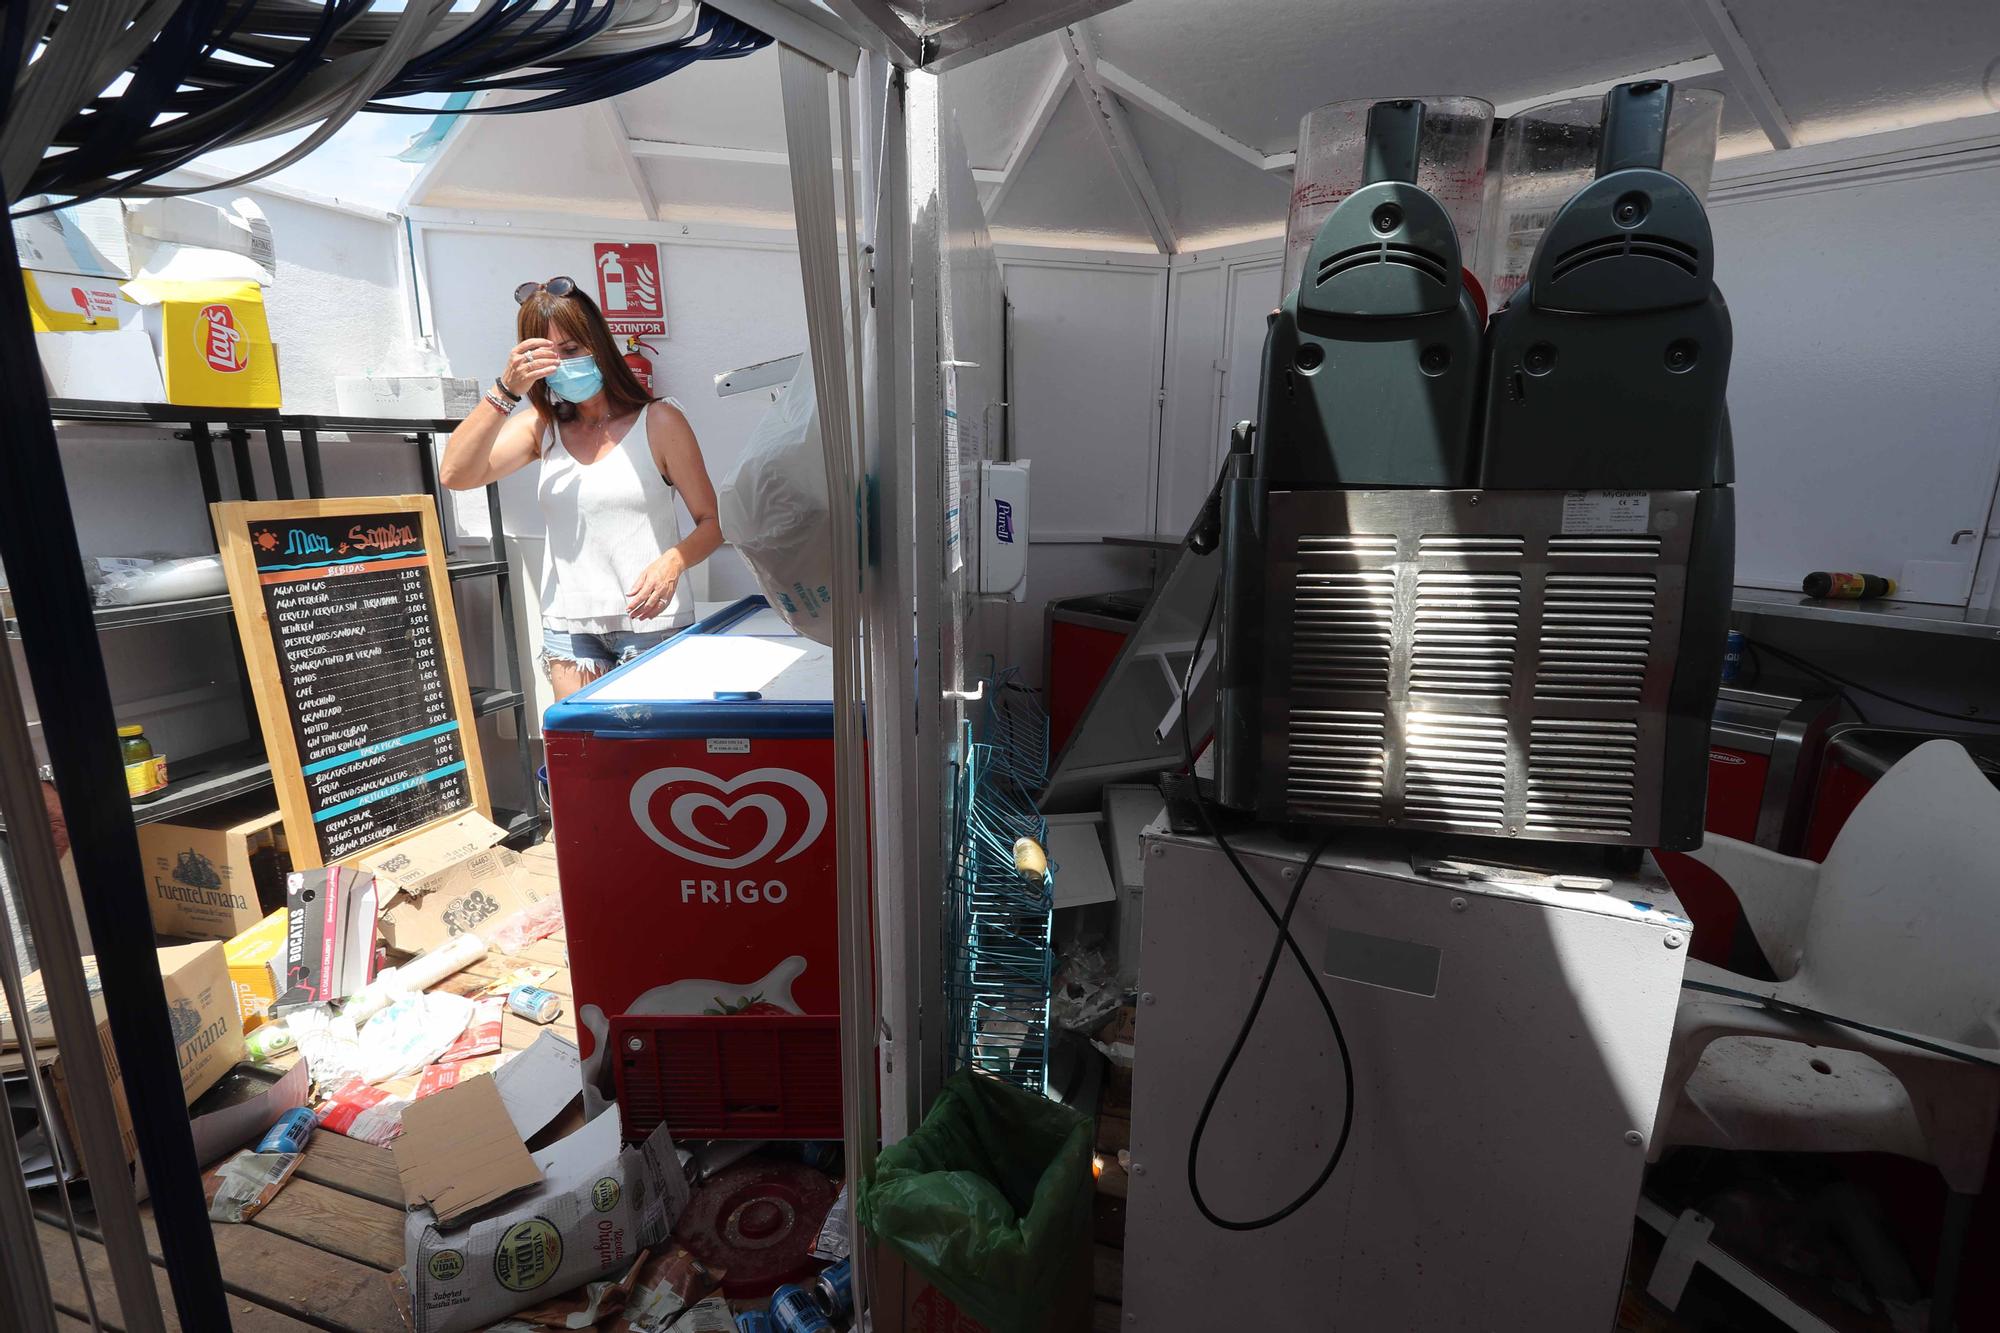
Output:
[213,497,489,866]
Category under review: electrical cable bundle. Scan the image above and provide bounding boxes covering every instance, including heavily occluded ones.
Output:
[0,1,772,211]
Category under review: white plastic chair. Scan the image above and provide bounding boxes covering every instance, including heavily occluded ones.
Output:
[1651,739,2000,1332]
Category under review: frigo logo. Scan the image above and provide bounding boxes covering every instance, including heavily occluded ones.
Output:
[629,766,826,871]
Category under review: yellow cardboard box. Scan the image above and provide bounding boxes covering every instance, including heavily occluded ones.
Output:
[223,909,288,1029]
[135,798,287,941]
[122,277,281,409]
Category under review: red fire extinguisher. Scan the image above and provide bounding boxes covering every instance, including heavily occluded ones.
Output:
[623,336,657,395]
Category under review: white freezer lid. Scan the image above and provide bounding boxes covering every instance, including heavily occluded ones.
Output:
[585,608,832,705]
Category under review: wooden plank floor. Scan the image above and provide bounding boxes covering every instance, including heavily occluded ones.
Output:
[37,882,577,1333]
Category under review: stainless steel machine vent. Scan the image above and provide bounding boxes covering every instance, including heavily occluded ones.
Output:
[1535,572,1657,701]
[1411,571,1521,697]
[1405,711,1509,829]
[1285,708,1388,818]
[1526,718,1640,834]
[1261,488,1695,845]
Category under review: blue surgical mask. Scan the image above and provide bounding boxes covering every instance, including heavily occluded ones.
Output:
[547,354,604,403]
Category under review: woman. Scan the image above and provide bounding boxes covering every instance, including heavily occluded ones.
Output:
[442,277,723,698]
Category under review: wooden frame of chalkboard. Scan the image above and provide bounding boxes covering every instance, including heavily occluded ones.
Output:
[211,495,491,867]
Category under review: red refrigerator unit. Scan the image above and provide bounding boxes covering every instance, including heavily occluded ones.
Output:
[543,597,842,1141]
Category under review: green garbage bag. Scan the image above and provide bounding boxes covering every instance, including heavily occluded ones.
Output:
[857,1069,1094,1333]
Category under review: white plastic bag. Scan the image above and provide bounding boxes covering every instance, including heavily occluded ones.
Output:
[715,359,835,644]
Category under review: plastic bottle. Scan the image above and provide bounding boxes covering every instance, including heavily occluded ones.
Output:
[1802,571,1895,600]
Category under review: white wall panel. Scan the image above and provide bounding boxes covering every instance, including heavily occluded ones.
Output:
[1710,162,2000,603]
[998,251,1168,541]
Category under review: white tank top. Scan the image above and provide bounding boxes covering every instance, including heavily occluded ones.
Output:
[537,400,691,634]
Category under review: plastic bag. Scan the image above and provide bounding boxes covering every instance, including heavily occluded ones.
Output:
[714,358,835,644]
[85,554,227,606]
[1050,943,1122,1034]
[857,1069,1094,1333]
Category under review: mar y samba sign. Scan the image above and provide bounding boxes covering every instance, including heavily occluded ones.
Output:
[212,496,489,866]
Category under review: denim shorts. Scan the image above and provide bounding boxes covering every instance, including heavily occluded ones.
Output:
[539,625,675,676]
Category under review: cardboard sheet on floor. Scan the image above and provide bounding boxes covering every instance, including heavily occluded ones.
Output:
[395,1073,541,1225]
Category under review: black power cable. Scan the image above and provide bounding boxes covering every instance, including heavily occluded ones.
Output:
[1179,580,1357,1231]
[1746,637,2000,729]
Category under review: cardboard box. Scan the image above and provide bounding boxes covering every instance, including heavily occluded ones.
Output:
[0,940,244,1177]
[223,909,288,1028]
[279,866,378,1008]
[23,267,140,332]
[360,814,554,956]
[335,374,481,421]
[35,328,166,401]
[136,799,286,940]
[157,941,246,1102]
[401,1035,690,1333]
[122,277,281,409]
[0,1002,136,1177]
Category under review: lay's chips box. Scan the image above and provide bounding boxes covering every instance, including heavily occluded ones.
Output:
[122,277,281,409]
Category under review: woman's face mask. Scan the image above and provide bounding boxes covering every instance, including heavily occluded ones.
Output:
[547,354,604,404]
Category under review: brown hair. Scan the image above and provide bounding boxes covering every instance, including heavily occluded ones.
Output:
[515,285,653,424]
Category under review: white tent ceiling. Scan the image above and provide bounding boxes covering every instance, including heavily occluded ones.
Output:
[409,0,2000,252]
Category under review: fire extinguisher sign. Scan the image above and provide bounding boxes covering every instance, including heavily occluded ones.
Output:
[593,241,666,337]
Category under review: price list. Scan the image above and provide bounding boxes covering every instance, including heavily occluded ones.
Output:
[251,510,471,860]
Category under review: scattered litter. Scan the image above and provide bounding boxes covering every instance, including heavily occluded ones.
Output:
[415,1054,503,1100]
[357,991,475,1084]
[1050,944,1121,1035]
[686,1138,764,1184]
[436,996,504,1064]
[203,1149,303,1222]
[509,982,564,1025]
[255,1105,316,1155]
[810,1183,849,1261]
[611,1243,726,1331]
[394,1073,543,1225]
[499,1245,650,1328]
[661,1294,732,1333]
[492,1031,584,1140]
[488,896,566,954]
[317,1077,409,1145]
[348,933,488,1025]
[287,1005,365,1090]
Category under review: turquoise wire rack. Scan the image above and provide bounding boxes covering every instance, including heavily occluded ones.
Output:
[944,671,1055,1090]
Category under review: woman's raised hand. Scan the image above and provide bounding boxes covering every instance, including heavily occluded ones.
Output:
[501,337,558,397]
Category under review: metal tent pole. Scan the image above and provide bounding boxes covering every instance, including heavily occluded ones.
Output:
[0,186,230,1332]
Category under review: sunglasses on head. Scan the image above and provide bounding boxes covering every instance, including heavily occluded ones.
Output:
[514,276,578,304]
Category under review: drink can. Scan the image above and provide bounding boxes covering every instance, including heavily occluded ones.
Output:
[256,1106,317,1156]
[814,1256,853,1320]
[735,1314,775,1333]
[770,1285,831,1333]
[1721,628,1745,683]
[508,984,563,1025]
[243,1023,295,1062]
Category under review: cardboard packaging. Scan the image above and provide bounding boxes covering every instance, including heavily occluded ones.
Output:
[135,799,287,941]
[0,941,245,1179]
[279,866,378,1008]
[399,1035,691,1333]
[359,814,555,956]
[223,909,288,1028]
[35,328,166,401]
[122,277,281,409]
[334,374,481,421]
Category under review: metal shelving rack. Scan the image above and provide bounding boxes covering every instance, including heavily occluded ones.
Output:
[1,399,539,841]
